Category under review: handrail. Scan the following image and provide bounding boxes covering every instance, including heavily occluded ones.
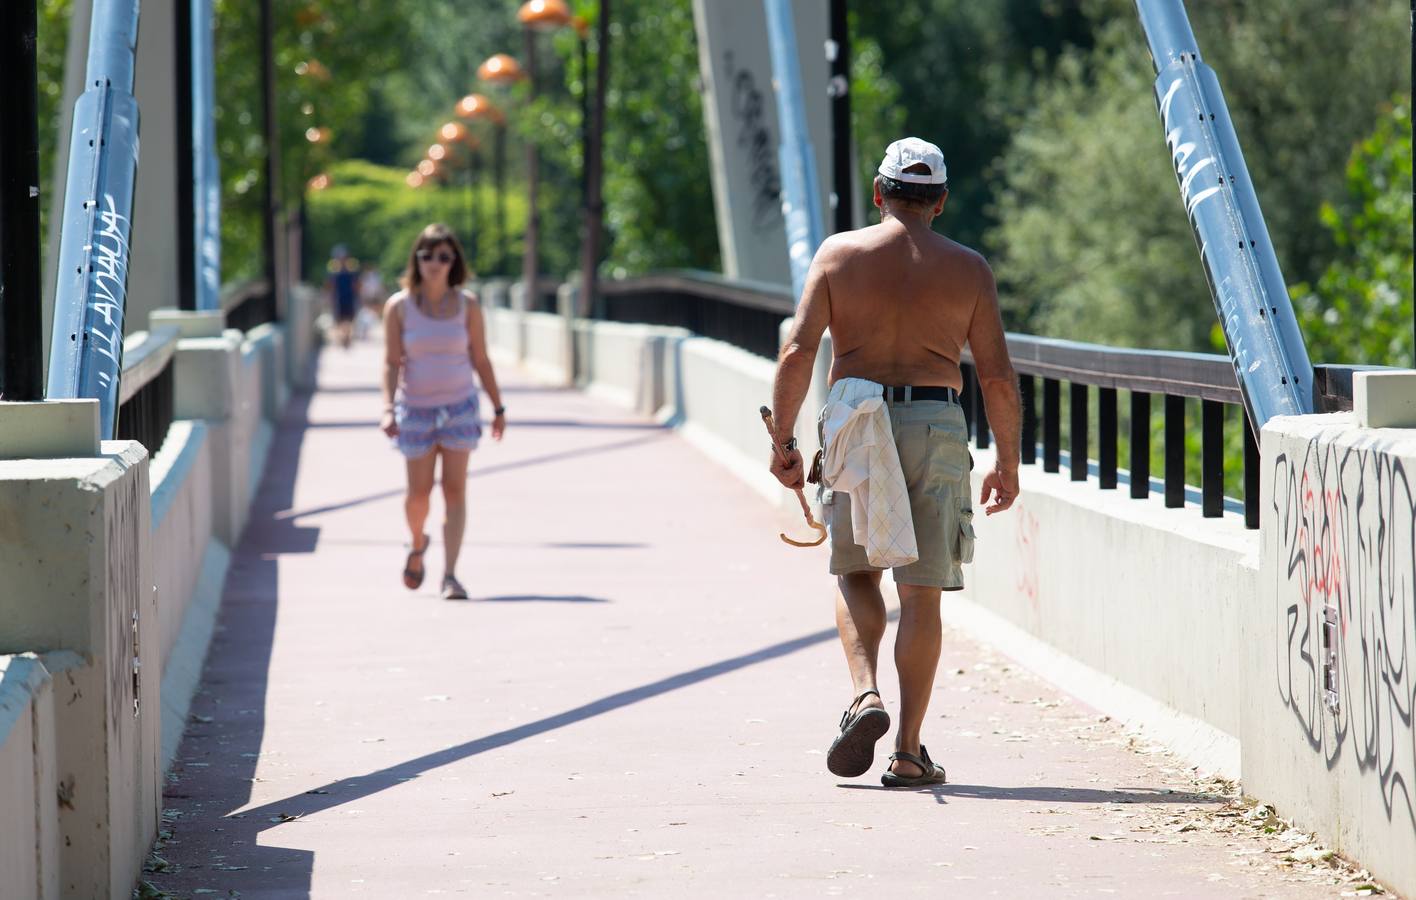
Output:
[117,326,179,405]
[600,269,793,315]
[220,279,269,314]
[964,333,1241,405]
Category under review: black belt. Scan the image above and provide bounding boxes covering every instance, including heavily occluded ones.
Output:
[882,385,960,404]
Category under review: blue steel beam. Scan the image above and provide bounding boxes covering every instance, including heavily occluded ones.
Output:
[193,0,221,310]
[46,0,142,438]
[1135,0,1313,428]
[763,0,825,305]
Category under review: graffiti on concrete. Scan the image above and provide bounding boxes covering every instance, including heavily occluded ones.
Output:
[1015,505,1040,609]
[722,52,782,234]
[1270,433,1415,829]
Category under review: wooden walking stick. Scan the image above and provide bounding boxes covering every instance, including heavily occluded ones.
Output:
[759,406,828,547]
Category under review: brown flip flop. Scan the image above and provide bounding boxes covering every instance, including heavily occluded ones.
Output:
[402,533,429,590]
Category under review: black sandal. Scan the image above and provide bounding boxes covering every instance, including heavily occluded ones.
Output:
[880,744,948,788]
[402,534,429,590]
[827,689,891,778]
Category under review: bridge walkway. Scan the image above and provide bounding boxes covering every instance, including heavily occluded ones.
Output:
[146,339,1354,897]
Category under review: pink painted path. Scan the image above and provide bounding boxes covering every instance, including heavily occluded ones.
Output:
[146,341,1374,897]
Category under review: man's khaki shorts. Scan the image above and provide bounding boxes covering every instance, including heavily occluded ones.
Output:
[817,397,975,589]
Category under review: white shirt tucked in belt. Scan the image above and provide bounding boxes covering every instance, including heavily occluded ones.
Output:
[820,377,918,568]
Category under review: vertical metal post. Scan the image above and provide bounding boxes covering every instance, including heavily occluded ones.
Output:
[1070,382,1088,481]
[175,0,196,310]
[46,0,143,437]
[1042,377,1060,473]
[1130,391,1151,498]
[496,125,508,277]
[466,151,478,269]
[1201,399,1224,517]
[1243,412,1260,529]
[260,0,281,322]
[1020,375,1037,465]
[828,0,852,234]
[974,372,991,450]
[1164,394,1185,508]
[192,0,221,310]
[522,27,541,307]
[1099,387,1118,489]
[763,0,826,304]
[580,0,610,319]
[0,0,44,401]
[960,363,975,437]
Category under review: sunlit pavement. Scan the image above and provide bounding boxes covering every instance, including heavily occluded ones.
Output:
[147,338,1367,897]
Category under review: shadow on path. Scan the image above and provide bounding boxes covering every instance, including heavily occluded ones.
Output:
[273,430,670,523]
[232,612,898,830]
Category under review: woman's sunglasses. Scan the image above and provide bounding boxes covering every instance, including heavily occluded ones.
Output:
[417,250,455,264]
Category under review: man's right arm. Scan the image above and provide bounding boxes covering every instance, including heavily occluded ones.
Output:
[966,261,1022,515]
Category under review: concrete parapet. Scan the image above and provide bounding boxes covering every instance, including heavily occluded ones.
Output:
[0,653,60,899]
[149,308,225,339]
[286,284,323,390]
[522,311,568,384]
[572,320,691,416]
[1354,370,1416,429]
[0,443,158,898]
[964,445,1251,773]
[245,323,290,421]
[1249,413,1416,895]
[481,278,511,309]
[0,399,100,460]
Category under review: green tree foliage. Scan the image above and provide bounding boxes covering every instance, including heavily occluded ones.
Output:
[988,0,1409,350]
[988,19,1210,345]
[853,0,1106,251]
[536,0,720,276]
[213,0,413,281]
[303,159,525,283]
[1292,97,1414,367]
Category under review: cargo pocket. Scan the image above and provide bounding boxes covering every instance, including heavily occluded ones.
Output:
[956,505,976,565]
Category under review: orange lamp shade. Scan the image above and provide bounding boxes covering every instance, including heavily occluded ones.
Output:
[307,173,332,191]
[440,121,466,143]
[477,53,525,84]
[428,143,448,161]
[417,159,436,177]
[518,0,571,32]
[406,171,424,188]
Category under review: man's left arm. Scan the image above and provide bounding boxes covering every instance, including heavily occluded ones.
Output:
[768,250,832,489]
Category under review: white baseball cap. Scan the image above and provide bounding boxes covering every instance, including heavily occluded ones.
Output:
[877,137,948,185]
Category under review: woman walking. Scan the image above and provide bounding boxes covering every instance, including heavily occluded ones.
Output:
[380,224,506,599]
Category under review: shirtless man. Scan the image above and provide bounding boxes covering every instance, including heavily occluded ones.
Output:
[768,137,1021,786]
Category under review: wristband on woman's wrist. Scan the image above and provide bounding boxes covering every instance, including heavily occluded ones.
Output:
[493,405,506,417]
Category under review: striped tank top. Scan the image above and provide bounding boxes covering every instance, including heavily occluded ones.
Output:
[399,290,478,408]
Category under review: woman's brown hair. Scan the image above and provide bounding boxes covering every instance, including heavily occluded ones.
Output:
[399,223,470,291]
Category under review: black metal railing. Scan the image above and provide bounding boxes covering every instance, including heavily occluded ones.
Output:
[584,271,1397,531]
[115,327,178,454]
[222,279,275,332]
[598,270,794,359]
[958,335,1259,528]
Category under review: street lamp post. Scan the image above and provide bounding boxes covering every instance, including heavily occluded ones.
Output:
[515,0,572,311]
[456,93,508,276]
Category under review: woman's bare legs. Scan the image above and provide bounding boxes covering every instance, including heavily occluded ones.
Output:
[438,446,472,578]
[404,451,437,578]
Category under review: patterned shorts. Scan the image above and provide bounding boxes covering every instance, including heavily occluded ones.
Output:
[394,395,482,459]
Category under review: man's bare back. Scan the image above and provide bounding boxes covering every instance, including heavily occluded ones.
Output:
[818,217,993,392]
